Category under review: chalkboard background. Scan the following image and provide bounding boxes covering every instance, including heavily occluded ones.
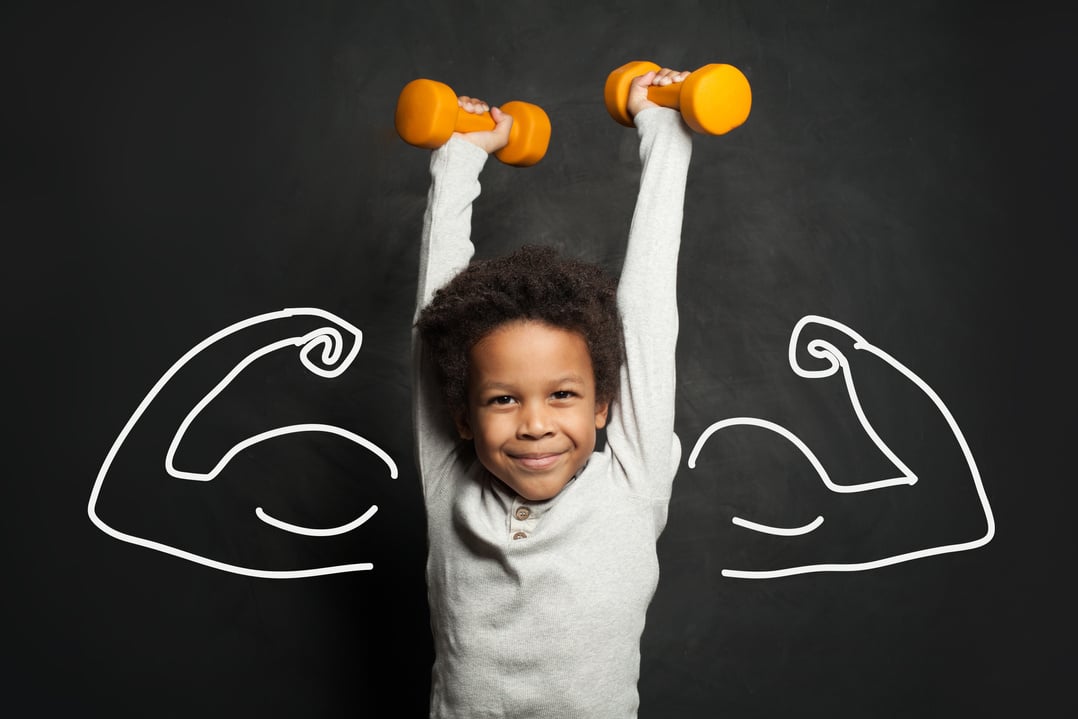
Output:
[7,1,1073,717]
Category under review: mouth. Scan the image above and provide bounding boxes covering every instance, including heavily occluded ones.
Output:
[509,451,565,472]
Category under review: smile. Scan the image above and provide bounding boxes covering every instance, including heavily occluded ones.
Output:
[510,452,565,471]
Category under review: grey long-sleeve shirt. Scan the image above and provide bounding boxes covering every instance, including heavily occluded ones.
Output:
[412,107,693,719]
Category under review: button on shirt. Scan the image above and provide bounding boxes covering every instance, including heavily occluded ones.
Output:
[510,499,538,541]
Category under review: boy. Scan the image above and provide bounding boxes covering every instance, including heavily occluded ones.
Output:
[412,68,693,718]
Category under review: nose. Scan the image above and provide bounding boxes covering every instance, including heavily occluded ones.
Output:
[518,402,554,439]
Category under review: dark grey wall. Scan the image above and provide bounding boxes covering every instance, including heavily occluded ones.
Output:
[8,1,1072,717]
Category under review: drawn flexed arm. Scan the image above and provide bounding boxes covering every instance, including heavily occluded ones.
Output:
[689,315,994,579]
[89,307,397,579]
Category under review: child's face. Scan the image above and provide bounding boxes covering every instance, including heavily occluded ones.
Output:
[457,320,609,501]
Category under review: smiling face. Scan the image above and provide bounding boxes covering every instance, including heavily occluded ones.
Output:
[457,320,609,501]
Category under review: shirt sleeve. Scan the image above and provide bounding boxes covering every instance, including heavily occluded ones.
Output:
[411,137,490,494]
[604,107,694,499]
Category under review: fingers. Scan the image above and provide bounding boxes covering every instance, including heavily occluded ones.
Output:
[626,67,689,120]
[490,105,513,133]
[452,96,513,155]
[650,67,690,86]
[457,95,490,115]
[631,68,690,89]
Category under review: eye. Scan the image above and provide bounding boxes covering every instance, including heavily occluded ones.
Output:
[489,395,516,406]
[551,390,576,401]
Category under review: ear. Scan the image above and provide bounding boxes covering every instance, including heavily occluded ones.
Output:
[594,400,609,430]
[454,413,473,440]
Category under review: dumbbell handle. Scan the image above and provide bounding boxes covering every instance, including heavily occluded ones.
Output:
[453,107,503,135]
[643,82,686,113]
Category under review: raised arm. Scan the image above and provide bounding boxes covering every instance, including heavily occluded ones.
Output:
[605,76,694,498]
[413,139,487,317]
[412,138,487,483]
[412,101,514,488]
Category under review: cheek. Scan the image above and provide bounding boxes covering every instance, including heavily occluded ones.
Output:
[473,412,510,445]
[574,411,601,444]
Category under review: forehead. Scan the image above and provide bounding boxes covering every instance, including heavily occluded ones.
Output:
[469,321,594,383]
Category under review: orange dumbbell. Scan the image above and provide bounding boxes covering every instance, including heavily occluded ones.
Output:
[395,78,552,167]
[604,61,752,135]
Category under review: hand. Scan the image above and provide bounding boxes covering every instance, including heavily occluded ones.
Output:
[453,95,513,155]
[627,68,690,119]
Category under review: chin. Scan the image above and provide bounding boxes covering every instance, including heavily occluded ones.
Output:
[500,476,570,502]
[518,487,561,501]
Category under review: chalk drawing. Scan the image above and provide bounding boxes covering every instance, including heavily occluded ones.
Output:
[88,307,396,579]
[688,315,995,578]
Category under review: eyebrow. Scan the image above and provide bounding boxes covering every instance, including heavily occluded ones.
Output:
[475,375,587,392]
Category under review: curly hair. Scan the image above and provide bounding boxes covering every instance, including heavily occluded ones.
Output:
[416,244,625,422]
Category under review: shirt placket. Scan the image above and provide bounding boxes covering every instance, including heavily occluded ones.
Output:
[509,498,538,541]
